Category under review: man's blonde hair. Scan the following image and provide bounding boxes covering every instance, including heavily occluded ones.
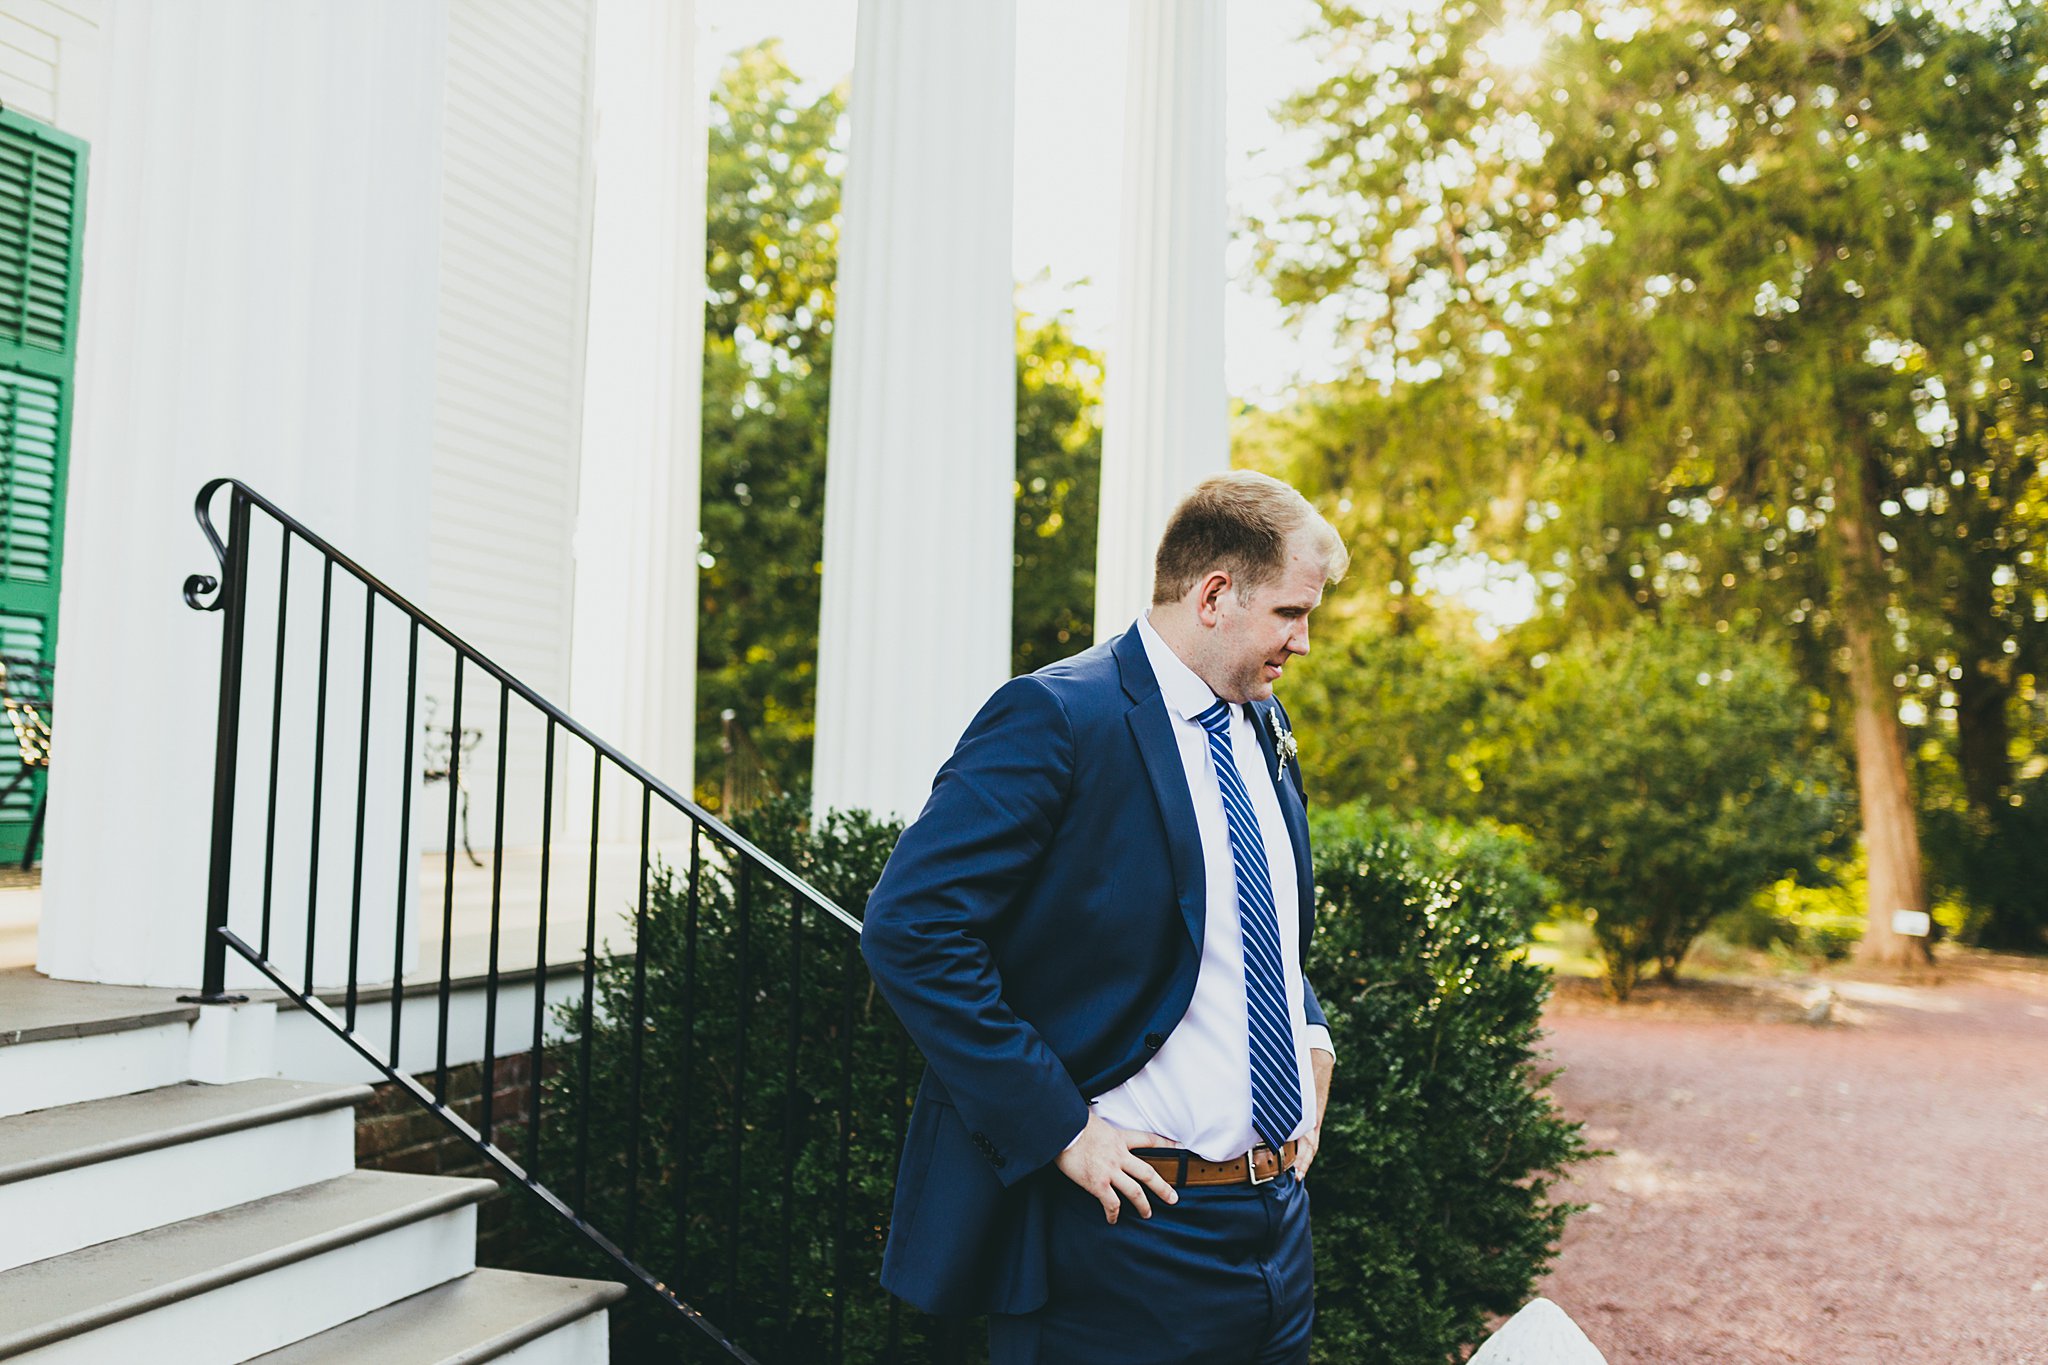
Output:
[1151,470,1349,605]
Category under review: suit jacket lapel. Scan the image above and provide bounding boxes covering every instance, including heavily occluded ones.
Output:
[1251,699,1315,938]
[1113,630,1208,950]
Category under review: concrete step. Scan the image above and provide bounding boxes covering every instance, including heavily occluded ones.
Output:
[0,1169,495,1364]
[0,1079,368,1272]
[0,969,200,1118]
[246,1267,626,1365]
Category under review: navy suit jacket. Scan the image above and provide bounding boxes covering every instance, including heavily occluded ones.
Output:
[859,625,1324,1316]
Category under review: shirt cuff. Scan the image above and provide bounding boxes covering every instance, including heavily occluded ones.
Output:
[1304,1024,1334,1058]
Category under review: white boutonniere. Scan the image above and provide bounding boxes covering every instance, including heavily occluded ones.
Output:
[1267,708,1298,764]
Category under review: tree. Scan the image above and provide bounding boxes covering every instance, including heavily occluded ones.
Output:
[1281,627,1502,818]
[1491,626,1847,997]
[1260,0,2048,964]
[696,45,844,803]
[1012,312,1104,674]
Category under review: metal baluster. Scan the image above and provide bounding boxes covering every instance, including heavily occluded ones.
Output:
[675,822,701,1300]
[346,581,375,1031]
[390,621,418,1068]
[436,654,464,1106]
[259,525,290,960]
[885,1027,909,1359]
[304,557,334,996]
[831,931,856,1365]
[623,784,652,1258]
[192,487,253,1004]
[482,682,509,1148]
[575,748,601,1214]
[727,858,752,1330]
[528,717,556,1179]
[778,889,805,1356]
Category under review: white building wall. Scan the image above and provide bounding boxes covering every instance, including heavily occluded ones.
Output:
[423,0,598,853]
[0,0,107,131]
[38,0,447,989]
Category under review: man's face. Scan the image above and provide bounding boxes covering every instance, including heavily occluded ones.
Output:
[1203,529,1327,704]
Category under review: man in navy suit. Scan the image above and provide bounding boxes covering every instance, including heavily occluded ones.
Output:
[861,471,1349,1364]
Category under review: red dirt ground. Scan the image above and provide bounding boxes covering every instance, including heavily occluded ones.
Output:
[1535,957,2048,1364]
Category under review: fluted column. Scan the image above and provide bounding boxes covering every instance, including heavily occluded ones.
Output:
[38,0,445,987]
[811,0,1019,822]
[570,0,704,839]
[1094,0,1229,638]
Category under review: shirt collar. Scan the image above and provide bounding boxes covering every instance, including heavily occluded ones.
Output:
[1136,612,1230,726]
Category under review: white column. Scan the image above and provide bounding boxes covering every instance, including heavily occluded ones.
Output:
[1094,0,1229,638]
[569,0,705,836]
[38,0,446,988]
[812,0,1018,822]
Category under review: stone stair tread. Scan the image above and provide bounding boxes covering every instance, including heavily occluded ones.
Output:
[0,1078,371,1185]
[245,1267,628,1364]
[0,968,198,1048]
[0,1169,497,1357]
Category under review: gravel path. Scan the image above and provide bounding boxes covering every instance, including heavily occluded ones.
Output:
[1537,961,2048,1364]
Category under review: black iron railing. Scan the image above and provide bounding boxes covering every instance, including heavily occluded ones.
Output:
[181,479,967,1363]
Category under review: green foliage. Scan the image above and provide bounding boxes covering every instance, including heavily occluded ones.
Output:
[1285,629,1503,819]
[519,791,1587,1362]
[1305,829,1589,1363]
[1310,800,1557,932]
[696,46,845,801]
[1724,856,1869,961]
[515,794,979,1364]
[1257,0,2048,948]
[1490,626,1848,996]
[1923,771,2048,950]
[1012,313,1104,674]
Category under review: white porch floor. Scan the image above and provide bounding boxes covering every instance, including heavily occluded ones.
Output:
[0,839,729,984]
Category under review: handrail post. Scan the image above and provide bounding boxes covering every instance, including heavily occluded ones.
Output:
[185,485,252,1004]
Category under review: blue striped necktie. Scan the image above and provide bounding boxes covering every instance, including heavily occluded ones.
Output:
[1195,699,1302,1152]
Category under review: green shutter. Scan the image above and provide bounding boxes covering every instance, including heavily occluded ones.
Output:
[0,110,84,864]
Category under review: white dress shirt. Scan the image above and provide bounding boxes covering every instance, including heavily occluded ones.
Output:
[1087,613,1332,1160]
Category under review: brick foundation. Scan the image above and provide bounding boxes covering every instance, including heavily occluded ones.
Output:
[354,1053,541,1264]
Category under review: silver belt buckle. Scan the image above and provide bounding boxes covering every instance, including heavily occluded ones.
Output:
[1246,1145,1276,1185]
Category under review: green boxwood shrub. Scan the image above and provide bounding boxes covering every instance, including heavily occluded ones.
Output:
[1304,829,1588,1362]
[1310,802,1558,931]
[514,794,1586,1364]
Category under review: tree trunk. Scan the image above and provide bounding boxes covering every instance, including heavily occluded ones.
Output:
[1829,457,1934,970]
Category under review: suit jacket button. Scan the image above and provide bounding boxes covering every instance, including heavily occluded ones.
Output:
[993,1153,1007,1169]
[1144,1032,1166,1051]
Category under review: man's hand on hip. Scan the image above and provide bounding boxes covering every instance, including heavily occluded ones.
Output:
[1293,1045,1335,1181]
[1054,1114,1179,1225]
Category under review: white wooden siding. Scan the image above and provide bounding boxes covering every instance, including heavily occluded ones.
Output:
[425,0,597,851]
[0,0,106,132]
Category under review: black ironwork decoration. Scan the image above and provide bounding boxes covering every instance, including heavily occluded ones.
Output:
[419,696,485,869]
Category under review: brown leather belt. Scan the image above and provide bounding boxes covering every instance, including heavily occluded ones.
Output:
[1138,1141,1298,1188]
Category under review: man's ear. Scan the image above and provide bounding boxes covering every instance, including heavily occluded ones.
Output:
[1196,570,1232,624]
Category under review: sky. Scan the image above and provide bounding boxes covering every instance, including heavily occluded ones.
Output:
[696,0,1341,404]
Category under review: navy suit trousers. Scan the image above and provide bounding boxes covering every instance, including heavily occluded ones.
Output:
[987,1165,1314,1365]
